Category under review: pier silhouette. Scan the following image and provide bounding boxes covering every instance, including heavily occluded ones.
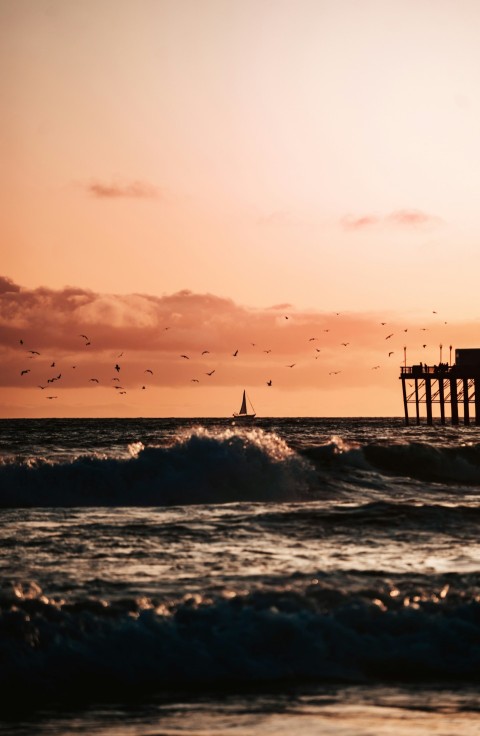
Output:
[400,349,480,425]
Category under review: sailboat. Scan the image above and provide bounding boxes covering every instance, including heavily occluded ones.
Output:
[232,390,256,421]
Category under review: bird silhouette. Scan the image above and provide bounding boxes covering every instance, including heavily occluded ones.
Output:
[114,386,124,390]
[142,386,146,390]
[381,322,386,325]
[233,350,238,356]
[89,378,99,383]
[423,344,427,348]
[38,385,46,389]
[263,349,271,353]
[19,339,23,345]
[315,348,321,352]
[323,329,330,332]
[28,350,40,355]
[308,337,317,341]
[206,370,215,376]
[201,350,210,355]
[404,329,408,333]
[329,371,341,375]
[20,369,30,375]
[115,364,121,372]
[267,380,272,386]
[191,379,199,382]
[385,334,393,340]
[388,352,394,357]
[112,377,120,381]
[144,369,153,374]
[46,396,57,399]
[180,355,189,359]
[341,342,349,347]
[372,365,380,370]
[51,362,55,367]
[79,334,89,340]
[286,363,296,368]
[118,352,124,358]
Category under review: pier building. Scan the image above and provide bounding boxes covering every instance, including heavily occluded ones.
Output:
[400,349,480,425]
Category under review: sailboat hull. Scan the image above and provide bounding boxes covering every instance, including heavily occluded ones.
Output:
[232,412,256,422]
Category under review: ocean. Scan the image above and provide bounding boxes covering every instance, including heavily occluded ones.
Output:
[0,417,479,735]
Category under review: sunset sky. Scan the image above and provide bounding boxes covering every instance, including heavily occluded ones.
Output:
[2,0,480,417]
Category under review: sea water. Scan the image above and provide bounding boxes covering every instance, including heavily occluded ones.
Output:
[0,417,479,735]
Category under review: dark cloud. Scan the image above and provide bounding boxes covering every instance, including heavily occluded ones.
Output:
[86,180,159,199]
[0,276,21,294]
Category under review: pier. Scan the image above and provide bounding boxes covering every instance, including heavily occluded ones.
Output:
[400,349,480,425]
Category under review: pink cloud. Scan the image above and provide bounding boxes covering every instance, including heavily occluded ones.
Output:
[342,209,441,230]
[86,180,159,199]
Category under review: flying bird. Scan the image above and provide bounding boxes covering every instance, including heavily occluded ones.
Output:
[381,322,386,326]
[142,386,146,390]
[46,396,57,399]
[118,352,124,358]
[341,342,349,347]
[423,344,427,348]
[79,334,89,340]
[144,369,153,374]
[385,334,393,340]
[372,365,380,370]
[323,329,330,332]
[114,386,124,390]
[286,363,296,368]
[201,350,210,355]
[38,385,46,389]
[308,338,317,341]
[89,378,99,383]
[180,355,189,359]
[206,370,215,376]
[115,364,121,372]
[263,349,271,353]
[388,352,394,357]
[112,377,120,381]
[191,379,199,382]
[233,350,238,356]
[404,329,408,333]
[19,339,23,345]
[28,350,40,355]
[51,362,55,367]
[315,348,321,352]
[266,380,272,386]
[329,371,341,375]
[20,370,30,375]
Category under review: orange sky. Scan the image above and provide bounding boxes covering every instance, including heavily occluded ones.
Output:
[2,0,480,417]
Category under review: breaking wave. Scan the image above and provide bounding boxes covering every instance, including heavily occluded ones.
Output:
[1,580,479,709]
[0,427,315,507]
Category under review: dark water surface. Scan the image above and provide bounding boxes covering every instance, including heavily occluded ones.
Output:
[0,418,479,734]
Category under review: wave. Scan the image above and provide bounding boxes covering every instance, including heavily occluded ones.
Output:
[0,428,315,507]
[302,437,480,486]
[1,580,479,709]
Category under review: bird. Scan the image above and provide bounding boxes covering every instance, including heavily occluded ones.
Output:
[251,343,256,347]
[263,349,271,353]
[308,337,317,341]
[201,350,210,355]
[403,329,408,333]
[112,377,120,382]
[385,334,393,340]
[267,380,272,386]
[115,364,120,372]
[233,350,238,356]
[329,371,341,375]
[284,316,289,320]
[20,369,30,375]
[89,378,99,383]
[423,344,427,348]
[341,342,349,347]
[142,386,146,390]
[388,352,394,357]
[286,363,296,368]
[19,339,23,345]
[180,355,189,359]
[85,342,91,346]
[119,391,126,395]
[144,369,153,374]
[191,379,199,382]
[421,328,428,331]
[381,322,386,326]
[79,334,89,340]
[28,350,40,355]
[38,385,46,389]
[372,365,380,370]
[433,311,437,314]
[206,370,215,376]
[118,352,124,358]
[323,329,330,332]
[315,348,321,352]
[51,362,55,367]
[114,386,124,390]
[46,396,57,399]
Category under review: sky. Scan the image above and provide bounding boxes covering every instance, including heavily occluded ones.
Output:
[2,0,480,417]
